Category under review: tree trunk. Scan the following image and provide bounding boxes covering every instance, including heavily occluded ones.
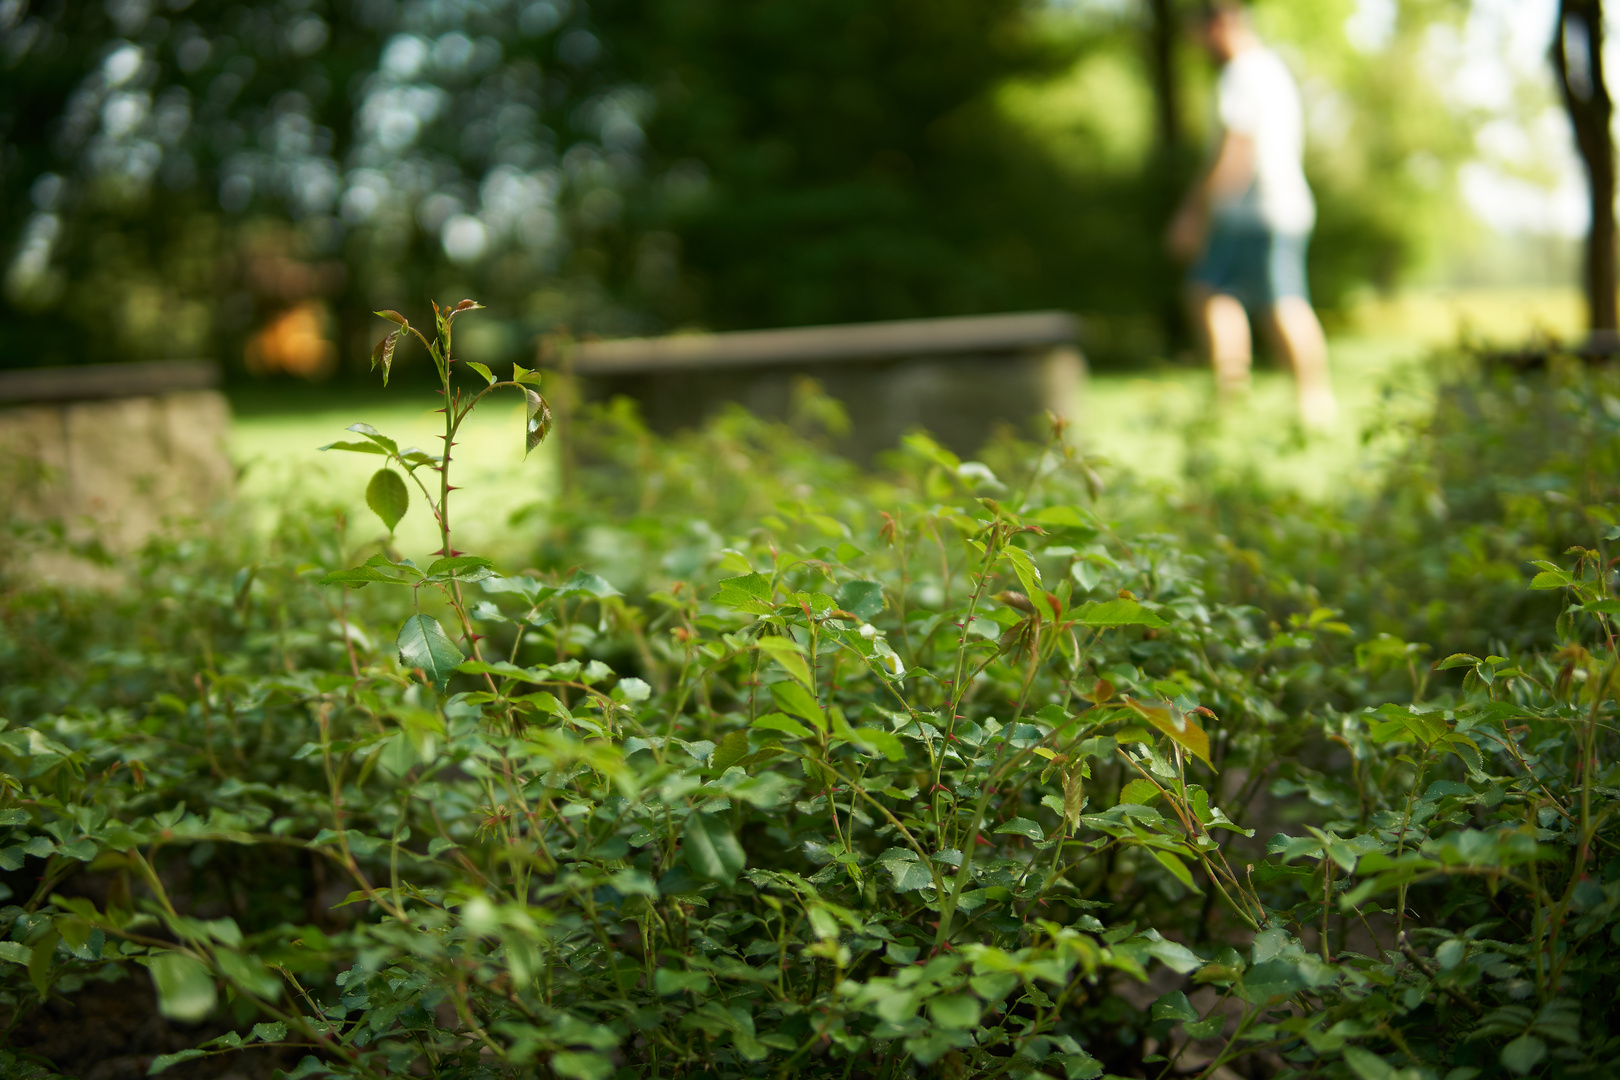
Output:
[1147,0,1181,152]
[1554,0,1618,334]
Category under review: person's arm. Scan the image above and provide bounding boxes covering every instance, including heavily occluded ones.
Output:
[1167,129,1256,261]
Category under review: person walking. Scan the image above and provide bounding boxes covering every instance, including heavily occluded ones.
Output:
[1168,0,1338,429]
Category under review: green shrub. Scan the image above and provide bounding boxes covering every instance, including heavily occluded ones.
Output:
[1,318,1617,1080]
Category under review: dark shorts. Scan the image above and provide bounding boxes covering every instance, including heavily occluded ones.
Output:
[1190,219,1310,311]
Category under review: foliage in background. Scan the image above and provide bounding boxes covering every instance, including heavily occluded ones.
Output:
[1,325,1618,1078]
[2,0,1501,376]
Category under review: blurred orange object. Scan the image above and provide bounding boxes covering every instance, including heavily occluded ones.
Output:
[245,300,336,378]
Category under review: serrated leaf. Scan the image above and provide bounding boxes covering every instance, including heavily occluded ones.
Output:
[425,555,495,578]
[318,440,389,455]
[366,469,409,533]
[465,361,496,386]
[1146,939,1205,975]
[683,812,745,885]
[837,580,885,619]
[150,952,217,1022]
[375,309,409,327]
[250,1021,288,1042]
[397,615,464,692]
[148,1049,210,1075]
[512,361,544,386]
[888,860,934,891]
[1125,698,1212,766]
[525,389,552,455]
[711,730,749,774]
[445,298,483,320]
[558,570,620,597]
[346,423,399,455]
[1002,545,1042,604]
[993,817,1044,842]
[753,713,813,739]
[1152,990,1199,1022]
[768,682,825,731]
[1119,778,1161,805]
[370,329,401,385]
[760,638,813,688]
[320,565,406,589]
[1152,848,1199,890]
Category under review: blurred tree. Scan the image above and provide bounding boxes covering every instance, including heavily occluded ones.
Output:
[595,0,1113,331]
[1552,0,1615,333]
[0,0,638,376]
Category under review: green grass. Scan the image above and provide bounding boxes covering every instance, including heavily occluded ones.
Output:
[228,332,1436,555]
[230,386,556,562]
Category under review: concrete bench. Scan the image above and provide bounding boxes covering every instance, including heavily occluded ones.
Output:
[0,360,232,584]
[572,311,1085,460]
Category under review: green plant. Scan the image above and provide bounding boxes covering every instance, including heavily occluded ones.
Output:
[0,328,1617,1080]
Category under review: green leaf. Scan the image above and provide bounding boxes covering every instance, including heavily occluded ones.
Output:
[1151,990,1198,1022]
[714,572,775,614]
[710,730,750,774]
[512,361,544,386]
[753,713,813,739]
[1074,599,1168,628]
[927,993,981,1029]
[768,681,826,731]
[346,422,399,455]
[320,565,406,588]
[888,860,934,891]
[1342,1047,1396,1080]
[654,968,710,994]
[557,570,620,597]
[425,555,495,579]
[465,360,496,385]
[683,812,745,885]
[759,638,812,687]
[550,1051,613,1080]
[318,439,388,455]
[250,1021,288,1042]
[366,469,409,533]
[150,952,217,1022]
[397,615,464,693]
[1152,849,1199,891]
[851,727,906,761]
[0,941,29,964]
[1126,698,1212,766]
[1501,1035,1546,1075]
[1118,778,1162,805]
[148,1049,210,1075]
[1001,545,1043,603]
[837,580,885,620]
[27,927,58,998]
[215,951,280,999]
[1236,958,1305,1003]
[525,389,552,455]
[993,817,1044,842]
[1145,939,1204,975]
[371,329,401,385]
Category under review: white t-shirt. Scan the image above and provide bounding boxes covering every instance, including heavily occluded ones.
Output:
[1215,46,1314,233]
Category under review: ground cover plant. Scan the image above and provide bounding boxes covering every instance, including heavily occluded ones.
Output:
[1,311,1618,1080]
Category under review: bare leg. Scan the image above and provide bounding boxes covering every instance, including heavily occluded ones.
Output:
[1262,296,1337,429]
[1189,286,1253,398]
